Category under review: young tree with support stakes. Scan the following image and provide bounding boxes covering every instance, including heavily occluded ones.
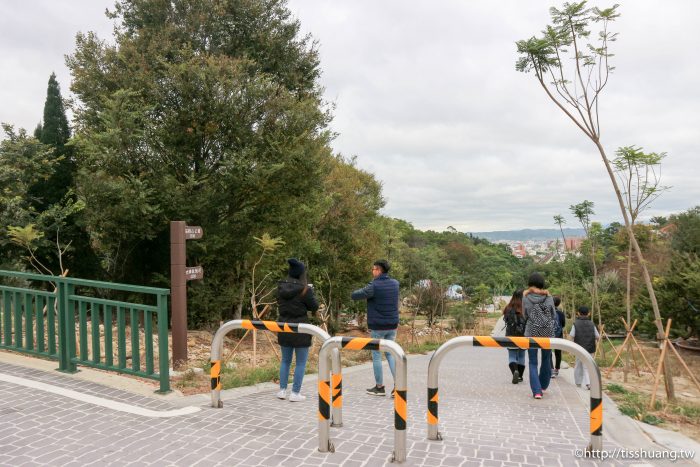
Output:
[554,214,567,257]
[570,201,601,327]
[613,146,669,380]
[516,2,674,398]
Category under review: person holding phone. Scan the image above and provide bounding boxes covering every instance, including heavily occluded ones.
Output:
[276,258,319,402]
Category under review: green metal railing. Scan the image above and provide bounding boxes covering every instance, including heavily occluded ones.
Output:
[0,270,171,392]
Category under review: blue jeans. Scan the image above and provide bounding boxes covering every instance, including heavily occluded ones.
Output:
[279,346,309,393]
[508,348,526,366]
[527,348,552,395]
[370,329,396,386]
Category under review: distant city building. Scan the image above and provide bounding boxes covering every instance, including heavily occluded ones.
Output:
[504,237,585,259]
[564,237,584,251]
[512,242,527,258]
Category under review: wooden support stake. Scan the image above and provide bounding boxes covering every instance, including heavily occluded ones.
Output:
[630,333,656,375]
[604,319,636,377]
[667,338,700,394]
[649,319,672,409]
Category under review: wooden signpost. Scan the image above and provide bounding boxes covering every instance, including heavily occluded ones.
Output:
[171,221,204,370]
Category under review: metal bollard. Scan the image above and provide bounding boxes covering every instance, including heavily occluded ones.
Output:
[427,336,602,452]
[318,337,408,462]
[209,319,343,426]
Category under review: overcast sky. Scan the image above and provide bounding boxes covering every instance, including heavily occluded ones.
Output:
[1,1,698,232]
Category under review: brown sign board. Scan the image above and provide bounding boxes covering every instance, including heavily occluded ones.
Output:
[185,266,204,281]
[185,226,203,240]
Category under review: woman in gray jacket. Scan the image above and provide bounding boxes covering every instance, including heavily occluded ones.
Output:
[523,272,556,399]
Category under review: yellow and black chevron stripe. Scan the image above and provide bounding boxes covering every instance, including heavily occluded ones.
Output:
[427,387,438,425]
[240,320,299,333]
[332,374,343,408]
[340,337,381,351]
[318,380,331,420]
[590,397,603,436]
[210,360,222,391]
[394,389,407,430]
[472,336,551,349]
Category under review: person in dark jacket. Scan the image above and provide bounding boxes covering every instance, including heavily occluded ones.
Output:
[551,296,566,378]
[523,272,556,399]
[503,289,526,384]
[276,258,319,402]
[351,259,399,396]
[570,306,599,390]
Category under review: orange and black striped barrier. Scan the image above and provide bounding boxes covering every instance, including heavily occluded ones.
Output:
[209,319,343,425]
[318,336,408,463]
[427,336,602,452]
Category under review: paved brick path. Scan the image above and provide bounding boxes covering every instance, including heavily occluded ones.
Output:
[0,348,640,466]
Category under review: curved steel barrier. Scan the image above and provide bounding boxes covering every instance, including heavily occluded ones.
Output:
[318,337,408,463]
[427,336,602,452]
[210,319,344,426]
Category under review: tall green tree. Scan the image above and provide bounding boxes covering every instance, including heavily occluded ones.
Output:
[0,126,55,268]
[66,0,334,325]
[515,1,668,345]
[571,200,601,326]
[30,73,74,210]
[37,73,71,147]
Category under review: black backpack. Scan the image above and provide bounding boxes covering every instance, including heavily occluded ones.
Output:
[504,308,526,336]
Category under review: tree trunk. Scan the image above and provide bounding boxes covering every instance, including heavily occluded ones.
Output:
[624,238,633,383]
[594,140,674,400]
[590,245,600,329]
[234,277,246,320]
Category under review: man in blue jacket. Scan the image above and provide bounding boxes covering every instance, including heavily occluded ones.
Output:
[351,259,400,396]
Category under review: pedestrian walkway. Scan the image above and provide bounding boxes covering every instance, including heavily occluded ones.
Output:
[0,345,696,466]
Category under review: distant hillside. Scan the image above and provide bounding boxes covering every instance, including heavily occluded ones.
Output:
[468,228,586,242]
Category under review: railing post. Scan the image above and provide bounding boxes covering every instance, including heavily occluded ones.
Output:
[65,282,78,372]
[157,293,171,393]
[330,348,343,427]
[318,343,334,454]
[318,337,407,462]
[57,279,77,373]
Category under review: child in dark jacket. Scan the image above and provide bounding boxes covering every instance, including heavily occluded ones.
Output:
[570,306,599,389]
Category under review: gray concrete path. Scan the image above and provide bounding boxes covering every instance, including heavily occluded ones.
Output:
[0,346,697,466]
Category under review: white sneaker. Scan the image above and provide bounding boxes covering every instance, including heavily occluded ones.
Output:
[276,389,288,400]
[289,392,306,402]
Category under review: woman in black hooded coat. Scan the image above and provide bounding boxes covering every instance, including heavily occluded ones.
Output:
[275,258,319,402]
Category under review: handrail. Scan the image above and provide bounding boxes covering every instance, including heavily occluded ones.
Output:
[210,319,343,426]
[0,269,170,392]
[426,336,602,452]
[0,270,170,296]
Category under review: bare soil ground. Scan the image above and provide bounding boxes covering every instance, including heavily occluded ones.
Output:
[599,341,700,442]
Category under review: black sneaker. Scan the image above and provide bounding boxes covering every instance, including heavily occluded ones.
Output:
[512,370,519,384]
[391,388,396,399]
[366,385,386,396]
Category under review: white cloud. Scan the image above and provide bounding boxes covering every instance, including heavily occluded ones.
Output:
[1,0,698,232]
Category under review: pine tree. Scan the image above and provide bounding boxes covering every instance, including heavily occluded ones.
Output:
[31,73,74,209]
[39,73,70,147]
